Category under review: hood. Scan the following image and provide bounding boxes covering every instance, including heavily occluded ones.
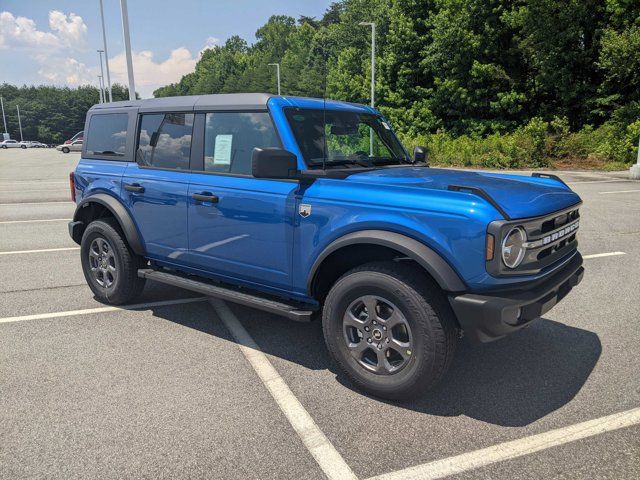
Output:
[344,167,581,219]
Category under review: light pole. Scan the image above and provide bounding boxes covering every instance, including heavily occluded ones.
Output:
[359,21,375,155]
[120,0,136,100]
[16,105,23,142]
[97,50,106,103]
[98,76,104,103]
[268,63,281,95]
[99,0,113,102]
[0,97,7,134]
[631,136,640,179]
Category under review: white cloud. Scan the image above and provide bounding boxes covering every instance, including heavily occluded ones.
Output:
[36,47,197,98]
[0,10,87,50]
[109,48,198,97]
[37,57,96,85]
[48,10,88,48]
[200,36,220,55]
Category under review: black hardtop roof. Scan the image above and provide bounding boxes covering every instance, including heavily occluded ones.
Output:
[89,93,273,113]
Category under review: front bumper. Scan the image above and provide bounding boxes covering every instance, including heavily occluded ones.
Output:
[449,252,584,343]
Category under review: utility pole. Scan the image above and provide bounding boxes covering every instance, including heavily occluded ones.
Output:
[97,50,106,103]
[16,105,23,142]
[268,63,281,95]
[0,97,7,134]
[99,0,113,102]
[359,21,376,155]
[120,0,136,100]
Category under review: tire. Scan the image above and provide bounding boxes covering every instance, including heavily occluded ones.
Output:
[322,261,457,400]
[62,147,70,153]
[1,145,6,149]
[21,145,26,149]
[80,217,146,305]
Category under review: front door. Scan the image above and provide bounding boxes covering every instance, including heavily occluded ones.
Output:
[122,112,194,263]
[187,111,296,292]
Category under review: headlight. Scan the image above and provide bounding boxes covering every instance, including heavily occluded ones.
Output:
[501,227,526,269]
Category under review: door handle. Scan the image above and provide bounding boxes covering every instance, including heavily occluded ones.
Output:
[124,183,145,193]
[192,192,219,203]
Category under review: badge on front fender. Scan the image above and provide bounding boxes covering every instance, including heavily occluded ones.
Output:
[299,204,311,218]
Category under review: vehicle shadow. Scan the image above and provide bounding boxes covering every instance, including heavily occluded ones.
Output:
[147,299,601,428]
[393,318,602,427]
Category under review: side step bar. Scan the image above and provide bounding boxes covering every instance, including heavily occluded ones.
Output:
[138,268,316,322]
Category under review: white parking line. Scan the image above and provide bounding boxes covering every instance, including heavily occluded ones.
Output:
[210,299,358,480]
[367,407,640,480]
[583,251,626,259]
[598,189,640,195]
[0,247,79,255]
[0,297,207,324]
[566,179,629,185]
[0,218,68,225]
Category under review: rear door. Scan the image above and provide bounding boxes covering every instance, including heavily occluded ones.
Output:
[121,112,194,263]
[186,111,297,291]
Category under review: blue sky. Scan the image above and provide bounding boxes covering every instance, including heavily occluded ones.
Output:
[0,0,331,97]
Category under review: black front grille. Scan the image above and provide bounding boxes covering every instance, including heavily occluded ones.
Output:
[486,204,581,277]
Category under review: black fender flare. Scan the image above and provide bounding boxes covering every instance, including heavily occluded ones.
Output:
[307,230,467,294]
[72,193,145,255]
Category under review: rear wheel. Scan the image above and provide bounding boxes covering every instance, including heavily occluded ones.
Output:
[80,218,146,305]
[322,261,457,400]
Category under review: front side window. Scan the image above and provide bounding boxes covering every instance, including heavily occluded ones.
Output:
[85,113,128,157]
[284,108,408,168]
[203,112,280,175]
[137,113,194,170]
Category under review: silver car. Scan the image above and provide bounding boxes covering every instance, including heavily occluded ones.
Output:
[57,140,83,153]
[0,139,24,149]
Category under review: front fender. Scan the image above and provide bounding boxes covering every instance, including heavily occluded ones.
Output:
[71,193,145,255]
[307,230,467,294]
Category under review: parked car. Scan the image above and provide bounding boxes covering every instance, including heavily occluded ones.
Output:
[57,140,83,153]
[21,141,47,148]
[1,139,25,149]
[68,94,584,399]
[64,131,83,145]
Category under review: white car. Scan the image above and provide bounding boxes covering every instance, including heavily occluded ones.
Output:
[0,139,24,149]
[57,140,83,153]
[21,140,47,148]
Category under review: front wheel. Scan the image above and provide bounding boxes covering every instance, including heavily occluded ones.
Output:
[62,147,70,153]
[322,262,457,400]
[80,218,146,305]
[21,145,26,149]
[1,145,6,149]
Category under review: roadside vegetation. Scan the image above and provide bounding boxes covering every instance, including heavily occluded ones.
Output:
[3,0,640,169]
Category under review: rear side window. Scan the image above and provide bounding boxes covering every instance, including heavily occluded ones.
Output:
[136,113,194,170]
[203,112,280,175]
[85,113,128,157]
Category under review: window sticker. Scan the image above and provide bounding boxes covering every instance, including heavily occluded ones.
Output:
[214,134,233,165]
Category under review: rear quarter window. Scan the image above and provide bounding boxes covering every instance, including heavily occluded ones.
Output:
[85,113,129,158]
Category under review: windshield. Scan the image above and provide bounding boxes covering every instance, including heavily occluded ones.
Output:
[284,108,409,168]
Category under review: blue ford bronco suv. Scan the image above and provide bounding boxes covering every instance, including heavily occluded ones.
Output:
[69,93,584,399]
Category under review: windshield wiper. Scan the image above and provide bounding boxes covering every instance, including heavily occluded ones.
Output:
[308,158,373,169]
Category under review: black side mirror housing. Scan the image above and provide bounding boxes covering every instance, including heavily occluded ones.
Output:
[413,146,429,165]
[252,148,299,179]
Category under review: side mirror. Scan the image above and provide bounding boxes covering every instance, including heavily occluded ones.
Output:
[252,148,299,179]
[413,146,429,165]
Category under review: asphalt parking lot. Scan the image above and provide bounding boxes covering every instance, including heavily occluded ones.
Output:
[1,148,639,479]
